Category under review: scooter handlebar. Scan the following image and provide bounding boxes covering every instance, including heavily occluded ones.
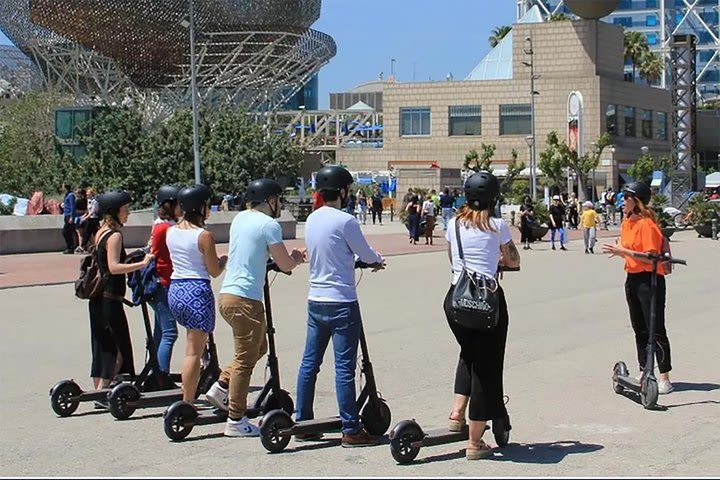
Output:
[630,251,687,266]
[267,260,292,275]
[355,260,385,270]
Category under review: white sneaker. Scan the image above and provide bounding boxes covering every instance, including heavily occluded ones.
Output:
[205,382,228,411]
[658,380,674,395]
[224,417,260,437]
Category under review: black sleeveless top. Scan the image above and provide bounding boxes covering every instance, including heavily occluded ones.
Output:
[97,230,127,297]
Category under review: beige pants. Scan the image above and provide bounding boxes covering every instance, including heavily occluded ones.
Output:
[218,293,267,420]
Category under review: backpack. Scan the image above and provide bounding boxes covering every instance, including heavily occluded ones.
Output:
[606,191,616,204]
[74,231,112,300]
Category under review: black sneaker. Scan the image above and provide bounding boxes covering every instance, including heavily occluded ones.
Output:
[560,246,567,251]
[589,247,594,254]
[551,245,556,251]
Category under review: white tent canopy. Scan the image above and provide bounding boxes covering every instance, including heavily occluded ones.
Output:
[706,171,720,188]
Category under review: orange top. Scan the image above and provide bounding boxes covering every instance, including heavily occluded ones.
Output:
[620,216,663,274]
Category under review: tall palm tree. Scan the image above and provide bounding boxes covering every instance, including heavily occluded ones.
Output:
[489,25,512,48]
[623,30,650,83]
[639,50,664,85]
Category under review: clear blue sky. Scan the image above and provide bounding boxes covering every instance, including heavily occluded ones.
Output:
[0,0,517,108]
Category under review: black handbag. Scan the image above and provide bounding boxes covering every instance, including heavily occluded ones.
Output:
[451,220,500,331]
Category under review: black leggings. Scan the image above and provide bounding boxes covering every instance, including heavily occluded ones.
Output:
[89,297,135,380]
[625,272,672,374]
[81,218,100,249]
[520,223,532,244]
[444,284,509,421]
[372,207,383,224]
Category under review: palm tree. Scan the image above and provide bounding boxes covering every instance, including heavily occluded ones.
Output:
[489,25,512,48]
[623,30,650,83]
[639,50,664,85]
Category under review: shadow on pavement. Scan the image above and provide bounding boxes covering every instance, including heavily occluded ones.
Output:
[671,382,720,392]
[286,435,390,453]
[175,432,225,443]
[490,440,604,464]
[120,411,165,421]
[666,400,720,409]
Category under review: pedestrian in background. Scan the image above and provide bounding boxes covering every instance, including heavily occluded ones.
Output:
[580,200,600,254]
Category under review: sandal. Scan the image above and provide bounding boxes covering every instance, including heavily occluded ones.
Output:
[448,413,466,432]
[466,440,493,460]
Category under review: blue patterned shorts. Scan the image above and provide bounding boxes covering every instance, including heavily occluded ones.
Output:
[168,279,215,333]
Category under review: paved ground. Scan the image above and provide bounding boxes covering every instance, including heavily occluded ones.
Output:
[1,228,718,476]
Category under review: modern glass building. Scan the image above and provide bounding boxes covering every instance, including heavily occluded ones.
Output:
[519,0,720,100]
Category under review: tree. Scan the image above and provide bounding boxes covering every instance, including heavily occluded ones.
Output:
[627,153,672,183]
[0,92,72,197]
[489,25,512,48]
[538,131,568,193]
[500,148,526,195]
[548,13,570,21]
[639,50,664,85]
[624,30,650,83]
[464,143,496,173]
[566,132,612,202]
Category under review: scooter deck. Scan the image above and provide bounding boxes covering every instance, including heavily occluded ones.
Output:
[615,375,642,391]
[419,426,469,448]
[288,417,343,436]
[131,389,184,409]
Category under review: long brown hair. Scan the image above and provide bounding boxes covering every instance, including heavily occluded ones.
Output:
[455,205,496,232]
[632,197,657,224]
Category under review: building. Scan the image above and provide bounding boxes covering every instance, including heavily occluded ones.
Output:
[334,8,672,197]
[520,0,720,101]
[330,80,385,111]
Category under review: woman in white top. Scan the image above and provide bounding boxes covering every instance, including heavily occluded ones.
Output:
[443,171,520,460]
[167,184,227,405]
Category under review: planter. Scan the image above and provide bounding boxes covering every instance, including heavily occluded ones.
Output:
[695,224,714,238]
[530,225,549,242]
[661,227,675,239]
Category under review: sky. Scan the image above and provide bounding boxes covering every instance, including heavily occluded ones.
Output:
[0,0,517,108]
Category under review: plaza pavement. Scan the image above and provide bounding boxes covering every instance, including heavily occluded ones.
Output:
[1,227,718,476]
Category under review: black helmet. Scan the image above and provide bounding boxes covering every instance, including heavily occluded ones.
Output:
[623,181,651,205]
[315,165,353,192]
[464,171,500,210]
[178,184,211,214]
[156,185,181,205]
[97,190,132,217]
[245,178,283,203]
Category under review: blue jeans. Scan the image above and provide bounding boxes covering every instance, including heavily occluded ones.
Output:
[442,208,454,231]
[295,301,362,434]
[149,285,178,373]
[550,227,566,246]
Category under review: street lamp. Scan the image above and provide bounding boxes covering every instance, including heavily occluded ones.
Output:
[524,134,535,199]
[182,0,202,185]
[523,36,540,201]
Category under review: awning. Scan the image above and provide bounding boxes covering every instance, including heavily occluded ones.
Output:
[706,172,720,188]
[650,171,663,187]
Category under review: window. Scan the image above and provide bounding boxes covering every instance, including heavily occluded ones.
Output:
[646,33,658,45]
[624,106,636,137]
[656,112,668,141]
[449,105,482,136]
[499,104,531,135]
[613,16,633,27]
[641,109,653,139]
[646,15,657,27]
[400,107,431,136]
[606,105,617,135]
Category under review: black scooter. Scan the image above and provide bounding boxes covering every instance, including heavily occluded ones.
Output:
[259,260,391,454]
[49,299,186,418]
[612,250,686,409]
[162,261,293,441]
[388,264,518,464]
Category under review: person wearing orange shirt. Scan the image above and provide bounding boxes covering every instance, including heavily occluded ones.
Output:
[602,181,674,394]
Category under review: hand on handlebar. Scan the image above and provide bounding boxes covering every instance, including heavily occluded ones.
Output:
[290,248,306,264]
[369,261,386,272]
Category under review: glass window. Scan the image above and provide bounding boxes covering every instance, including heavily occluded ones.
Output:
[656,112,668,141]
[55,110,73,139]
[606,105,617,135]
[449,105,482,136]
[641,109,653,139]
[647,33,658,45]
[499,104,531,135]
[400,107,431,136]
[646,15,657,27]
[624,106,636,137]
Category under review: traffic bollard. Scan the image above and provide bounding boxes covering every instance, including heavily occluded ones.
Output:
[712,218,718,241]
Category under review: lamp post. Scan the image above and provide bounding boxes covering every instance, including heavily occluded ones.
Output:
[523,37,540,201]
[524,134,535,199]
[184,0,202,185]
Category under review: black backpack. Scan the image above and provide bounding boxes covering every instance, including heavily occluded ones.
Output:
[74,232,112,300]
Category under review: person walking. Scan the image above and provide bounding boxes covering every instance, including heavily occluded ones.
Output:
[440,188,455,231]
[519,196,534,250]
[422,193,436,245]
[61,183,77,254]
[79,188,100,251]
[602,181,675,394]
[371,188,383,225]
[357,189,368,225]
[567,192,579,230]
[549,195,567,251]
[580,200,600,254]
[167,184,227,406]
[444,171,520,460]
[405,195,421,244]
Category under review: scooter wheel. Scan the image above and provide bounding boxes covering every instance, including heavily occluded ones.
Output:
[612,362,629,394]
[163,401,197,441]
[390,422,423,464]
[260,410,293,453]
[108,383,140,420]
[265,389,294,416]
[49,380,82,417]
[492,415,511,447]
[641,376,659,409]
[361,398,392,436]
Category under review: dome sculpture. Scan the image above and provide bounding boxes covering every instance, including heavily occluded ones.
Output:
[564,0,619,20]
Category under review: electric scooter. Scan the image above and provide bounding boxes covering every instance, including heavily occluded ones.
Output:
[259,260,391,454]
[612,250,686,409]
[162,261,294,441]
[388,264,518,464]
